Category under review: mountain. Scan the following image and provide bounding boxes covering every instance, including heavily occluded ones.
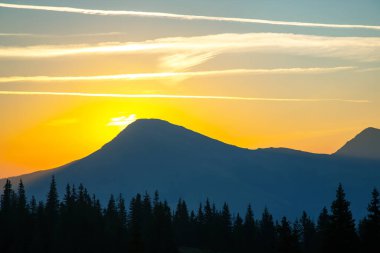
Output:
[334,127,380,160]
[1,119,380,219]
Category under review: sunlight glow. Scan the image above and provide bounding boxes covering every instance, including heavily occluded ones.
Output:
[107,115,137,128]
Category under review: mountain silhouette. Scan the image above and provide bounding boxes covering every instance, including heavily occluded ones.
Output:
[1,119,380,218]
[334,127,380,160]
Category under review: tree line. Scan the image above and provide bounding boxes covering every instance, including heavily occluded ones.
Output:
[0,177,379,253]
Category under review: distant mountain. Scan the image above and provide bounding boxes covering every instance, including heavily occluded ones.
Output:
[1,119,380,219]
[334,127,380,160]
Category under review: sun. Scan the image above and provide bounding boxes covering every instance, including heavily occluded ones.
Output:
[107,114,137,129]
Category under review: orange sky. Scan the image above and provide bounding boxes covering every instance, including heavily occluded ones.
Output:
[0,1,379,178]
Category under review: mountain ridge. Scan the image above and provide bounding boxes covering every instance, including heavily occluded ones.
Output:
[334,127,380,160]
[1,119,379,219]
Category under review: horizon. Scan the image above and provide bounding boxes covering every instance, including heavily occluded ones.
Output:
[1,0,380,178]
[0,117,378,179]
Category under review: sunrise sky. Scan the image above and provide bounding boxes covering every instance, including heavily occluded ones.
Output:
[0,0,380,178]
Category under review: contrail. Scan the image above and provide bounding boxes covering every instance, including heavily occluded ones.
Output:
[1,3,380,31]
[0,67,354,83]
[0,90,369,103]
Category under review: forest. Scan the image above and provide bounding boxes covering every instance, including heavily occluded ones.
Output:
[0,177,379,253]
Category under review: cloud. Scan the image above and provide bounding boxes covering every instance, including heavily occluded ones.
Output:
[355,67,380,73]
[0,33,379,64]
[0,32,124,38]
[107,115,136,127]
[0,90,369,103]
[1,3,380,30]
[159,52,216,71]
[0,67,354,83]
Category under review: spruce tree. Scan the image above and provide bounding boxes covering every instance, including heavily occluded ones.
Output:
[46,176,59,218]
[128,195,144,253]
[243,204,256,252]
[44,176,60,252]
[300,211,316,253]
[220,202,232,251]
[327,184,359,253]
[173,199,190,246]
[277,217,300,253]
[1,179,13,214]
[359,188,380,253]
[232,213,244,253]
[0,179,15,253]
[17,180,27,213]
[258,207,276,253]
[315,206,330,252]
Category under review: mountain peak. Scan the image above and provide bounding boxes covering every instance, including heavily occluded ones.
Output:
[334,127,380,160]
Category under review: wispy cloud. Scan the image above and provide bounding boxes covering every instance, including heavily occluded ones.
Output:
[0,67,354,83]
[1,33,379,64]
[107,115,136,127]
[159,52,216,71]
[355,67,380,73]
[0,90,369,103]
[0,32,124,38]
[1,3,380,30]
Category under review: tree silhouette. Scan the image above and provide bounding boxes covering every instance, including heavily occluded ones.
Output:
[327,184,359,253]
[258,207,276,253]
[0,178,379,253]
[277,217,300,253]
[359,188,380,253]
[299,211,316,253]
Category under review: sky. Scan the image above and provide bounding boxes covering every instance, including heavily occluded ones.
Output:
[0,0,379,178]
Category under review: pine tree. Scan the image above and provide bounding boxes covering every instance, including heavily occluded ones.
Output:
[44,176,60,252]
[327,184,359,253]
[46,176,59,218]
[118,194,127,229]
[220,202,232,251]
[1,179,13,214]
[243,204,256,252]
[315,206,330,252]
[258,207,276,253]
[173,199,190,246]
[359,188,380,253]
[0,179,15,253]
[232,213,244,253]
[128,195,144,253]
[277,217,300,253]
[17,180,27,213]
[300,211,316,253]
[16,180,30,253]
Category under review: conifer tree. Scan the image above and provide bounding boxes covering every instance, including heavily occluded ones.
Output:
[0,179,15,252]
[44,176,60,252]
[359,188,380,253]
[277,217,300,253]
[300,211,316,253]
[315,206,330,252]
[327,184,359,253]
[173,199,190,246]
[1,179,13,214]
[258,207,276,253]
[128,195,144,253]
[118,194,127,229]
[232,213,244,253]
[17,180,27,213]
[220,202,232,251]
[46,176,59,218]
[243,204,256,252]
